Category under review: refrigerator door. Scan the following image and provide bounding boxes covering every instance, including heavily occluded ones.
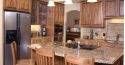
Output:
[4,11,18,65]
[19,13,31,59]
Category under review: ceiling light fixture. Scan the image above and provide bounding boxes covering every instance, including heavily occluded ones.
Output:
[87,0,97,2]
[64,0,73,4]
[48,0,55,7]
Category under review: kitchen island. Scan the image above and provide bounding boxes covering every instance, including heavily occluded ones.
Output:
[30,42,123,65]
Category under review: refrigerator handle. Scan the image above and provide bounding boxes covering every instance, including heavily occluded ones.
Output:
[17,13,21,45]
[17,13,20,28]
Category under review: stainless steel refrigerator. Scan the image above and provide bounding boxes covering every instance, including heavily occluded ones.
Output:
[4,11,31,65]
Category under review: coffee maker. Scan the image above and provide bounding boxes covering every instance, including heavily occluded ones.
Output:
[41,27,47,36]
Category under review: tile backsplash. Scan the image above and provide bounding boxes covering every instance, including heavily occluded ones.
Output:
[81,19,124,42]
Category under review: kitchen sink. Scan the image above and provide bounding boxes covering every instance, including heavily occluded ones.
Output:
[80,44,100,50]
[66,43,100,50]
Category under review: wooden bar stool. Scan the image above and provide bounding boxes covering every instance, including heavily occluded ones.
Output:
[65,54,94,65]
[35,49,54,65]
[11,41,33,65]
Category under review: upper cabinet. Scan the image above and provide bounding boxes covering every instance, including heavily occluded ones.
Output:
[104,0,118,17]
[55,3,64,24]
[4,0,31,13]
[80,2,104,28]
[17,0,31,12]
[80,0,124,28]
[104,0,124,17]
[119,0,124,16]
[4,0,17,10]
[31,0,38,24]
[31,0,48,25]
[39,2,48,25]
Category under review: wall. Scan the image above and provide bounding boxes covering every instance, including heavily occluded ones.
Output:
[0,0,4,65]
[65,3,80,12]
[81,19,124,42]
[65,3,80,28]
[63,3,80,42]
[66,10,80,28]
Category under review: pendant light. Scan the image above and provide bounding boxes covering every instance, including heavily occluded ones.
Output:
[87,0,97,2]
[48,0,55,7]
[64,0,73,4]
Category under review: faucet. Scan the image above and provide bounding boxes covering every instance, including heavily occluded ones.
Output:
[116,34,121,43]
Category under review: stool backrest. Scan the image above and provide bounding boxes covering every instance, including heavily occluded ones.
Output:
[65,54,94,65]
[11,41,17,65]
[35,49,54,65]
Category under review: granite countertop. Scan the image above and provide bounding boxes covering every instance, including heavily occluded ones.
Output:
[29,43,123,64]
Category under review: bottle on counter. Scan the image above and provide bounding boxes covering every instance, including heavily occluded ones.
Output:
[77,41,80,56]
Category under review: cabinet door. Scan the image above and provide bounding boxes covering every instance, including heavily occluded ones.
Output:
[104,0,118,17]
[4,0,17,10]
[17,0,31,12]
[55,3,64,24]
[60,4,64,23]
[31,0,38,24]
[80,3,91,27]
[119,0,124,16]
[91,3,104,27]
[55,3,58,23]
[80,3,104,27]
[39,2,47,25]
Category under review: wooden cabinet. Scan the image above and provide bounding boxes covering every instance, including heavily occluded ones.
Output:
[104,0,118,17]
[31,0,38,24]
[31,1,48,25]
[54,3,64,42]
[31,0,55,42]
[80,2,104,28]
[119,0,124,16]
[55,3,64,24]
[39,2,48,25]
[4,0,17,10]
[17,0,31,12]
[104,0,124,17]
[4,0,31,13]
